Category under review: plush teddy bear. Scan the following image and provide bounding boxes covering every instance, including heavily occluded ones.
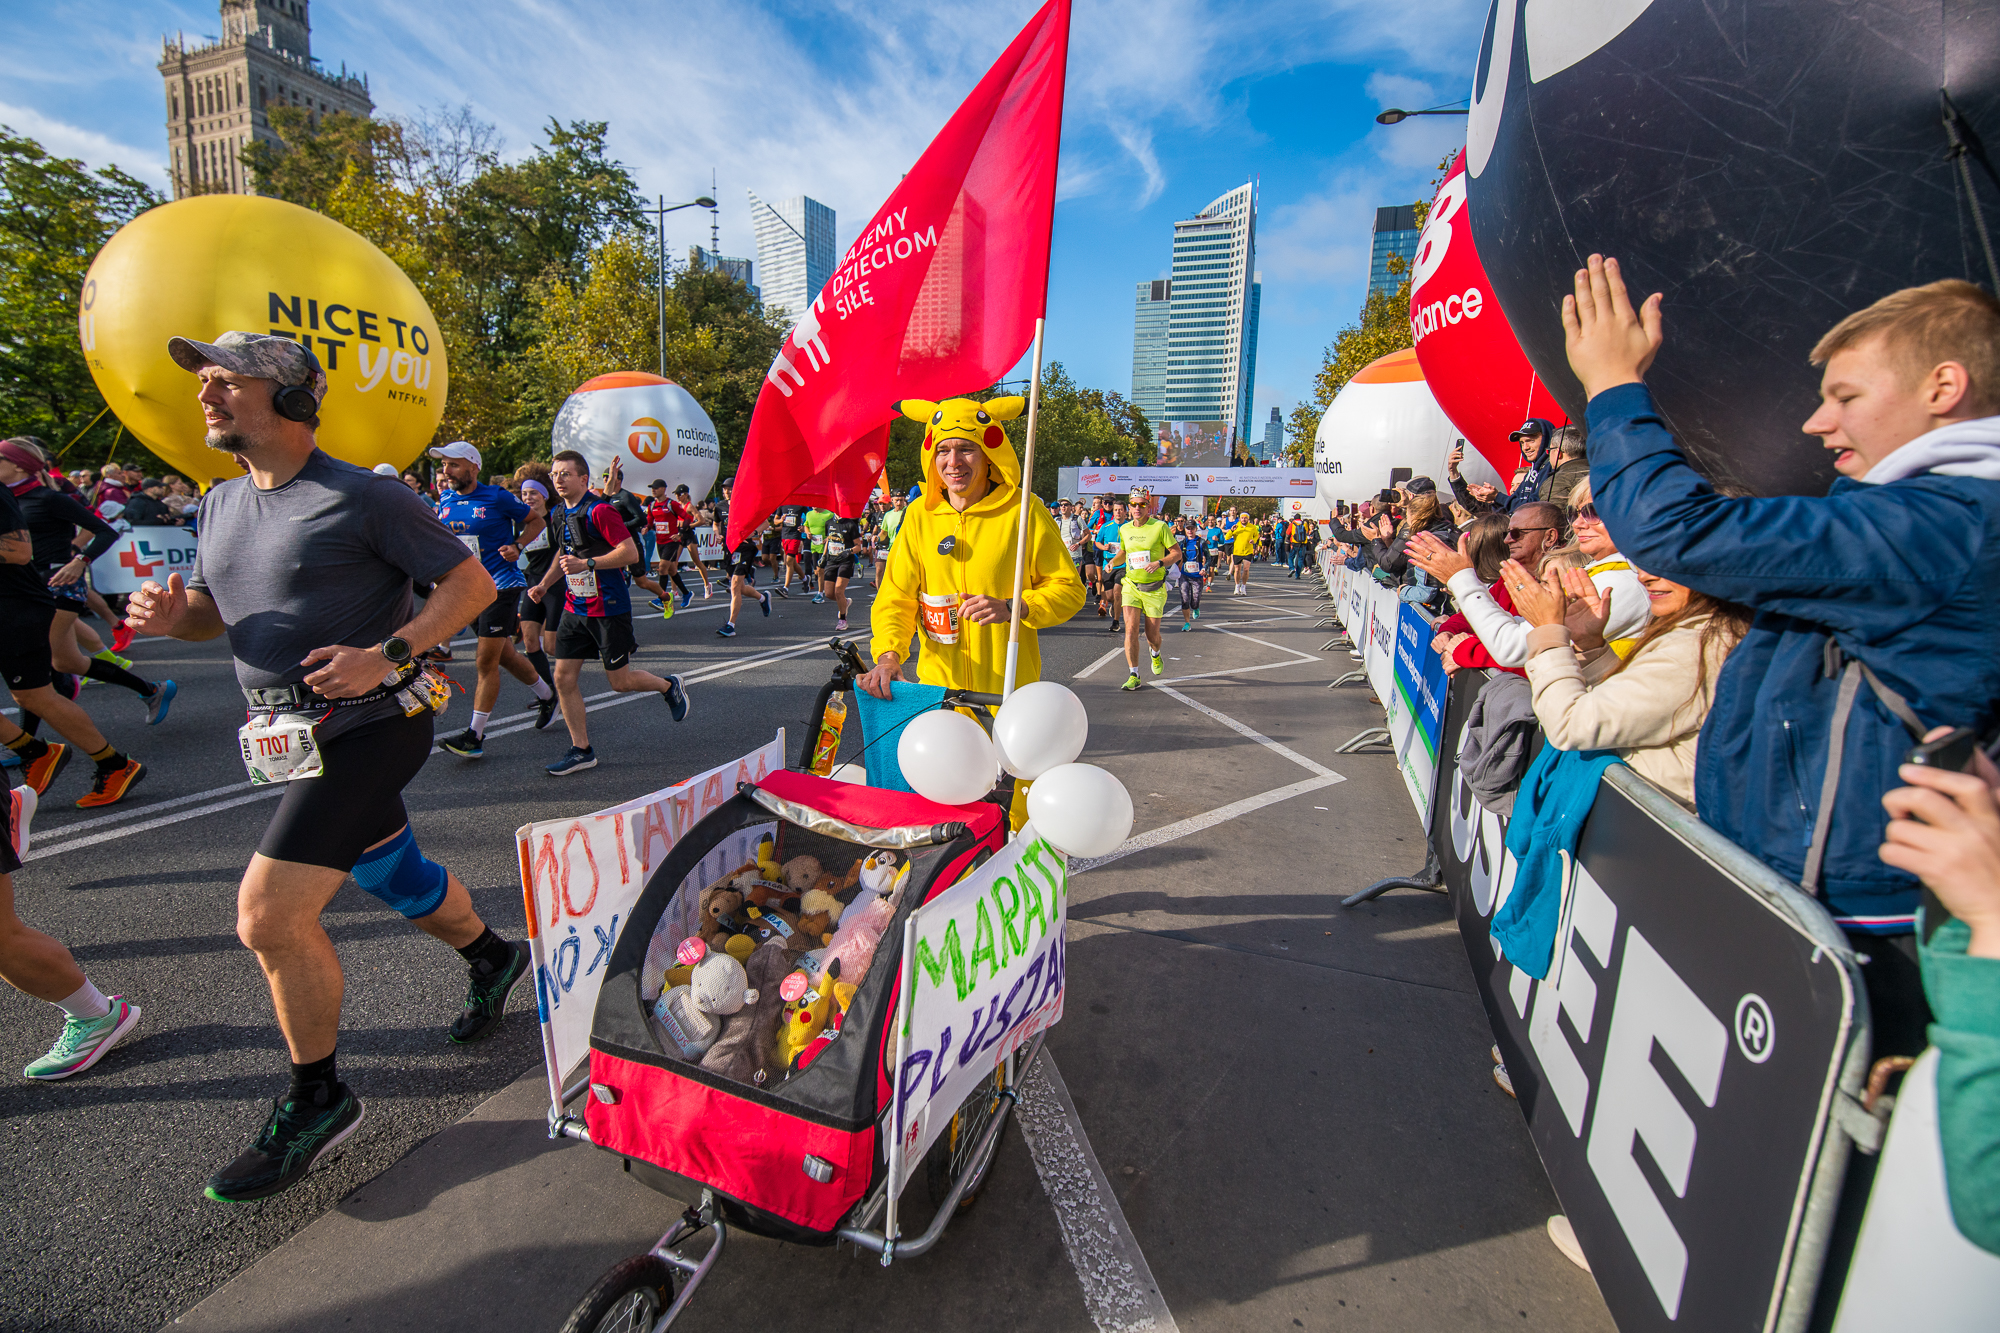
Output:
[781,854,824,891]
[700,940,792,1085]
[698,887,744,943]
[652,951,759,1061]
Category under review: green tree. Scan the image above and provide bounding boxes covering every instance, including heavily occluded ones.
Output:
[1283,402,1321,466]
[0,128,162,464]
[241,109,393,210]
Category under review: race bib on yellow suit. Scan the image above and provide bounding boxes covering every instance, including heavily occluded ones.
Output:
[238,711,326,785]
[920,591,962,645]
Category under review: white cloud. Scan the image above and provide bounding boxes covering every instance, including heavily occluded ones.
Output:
[0,101,168,189]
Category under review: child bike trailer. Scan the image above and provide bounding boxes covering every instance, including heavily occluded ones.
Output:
[555,768,1033,1332]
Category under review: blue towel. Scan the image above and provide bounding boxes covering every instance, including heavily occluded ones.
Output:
[1491,745,1621,979]
[852,681,950,794]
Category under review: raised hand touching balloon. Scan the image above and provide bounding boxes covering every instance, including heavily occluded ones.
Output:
[1561,255,1664,401]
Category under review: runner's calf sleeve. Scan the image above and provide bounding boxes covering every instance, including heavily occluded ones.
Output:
[83,657,154,697]
[349,825,449,919]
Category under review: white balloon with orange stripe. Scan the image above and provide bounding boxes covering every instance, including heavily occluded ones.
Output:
[550,371,722,499]
[1313,347,1506,507]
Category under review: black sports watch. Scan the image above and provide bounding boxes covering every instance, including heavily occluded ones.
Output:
[380,636,413,666]
[585,556,596,571]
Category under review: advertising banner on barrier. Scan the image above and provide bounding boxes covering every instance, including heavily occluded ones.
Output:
[1430,675,1860,1332]
[90,526,197,595]
[1386,602,1450,828]
[1061,465,1318,498]
[519,733,785,1103]
[888,823,1068,1199]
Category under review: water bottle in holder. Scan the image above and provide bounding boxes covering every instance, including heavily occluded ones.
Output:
[811,692,847,775]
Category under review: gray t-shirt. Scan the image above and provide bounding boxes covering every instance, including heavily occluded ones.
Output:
[192,450,471,695]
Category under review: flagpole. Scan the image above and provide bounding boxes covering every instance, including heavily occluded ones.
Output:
[1001,317,1047,699]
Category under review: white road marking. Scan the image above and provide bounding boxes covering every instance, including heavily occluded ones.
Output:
[1016,1052,1181,1333]
[1073,646,1127,680]
[1068,773,1344,874]
[1152,683,1336,777]
[24,638,831,861]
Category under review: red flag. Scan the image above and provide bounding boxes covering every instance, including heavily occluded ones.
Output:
[727,0,1070,545]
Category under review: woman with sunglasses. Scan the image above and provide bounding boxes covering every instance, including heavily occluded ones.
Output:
[1561,478,1650,656]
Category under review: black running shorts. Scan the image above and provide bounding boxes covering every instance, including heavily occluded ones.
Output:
[258,707,434,871]
[821,557,856,582]
[554,611,637,672]
[475,587,522,638]
[0,600,56,693]
[518,587,551,626]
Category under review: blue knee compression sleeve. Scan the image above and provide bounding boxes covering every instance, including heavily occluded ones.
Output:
[349,825,449,919]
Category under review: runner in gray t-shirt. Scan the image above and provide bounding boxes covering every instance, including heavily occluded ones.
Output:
[126,331,531,1205]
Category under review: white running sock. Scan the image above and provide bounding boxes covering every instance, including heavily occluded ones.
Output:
[57,980,110,1020]
[471,710,491,739]
[530,677,553,700]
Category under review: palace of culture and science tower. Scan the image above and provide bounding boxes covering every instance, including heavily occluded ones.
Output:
[158,0,372,198]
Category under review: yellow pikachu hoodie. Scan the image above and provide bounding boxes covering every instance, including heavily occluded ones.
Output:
[869,396,1085,693]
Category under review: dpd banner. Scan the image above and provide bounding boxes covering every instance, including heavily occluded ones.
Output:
[1430,672,1862,1332]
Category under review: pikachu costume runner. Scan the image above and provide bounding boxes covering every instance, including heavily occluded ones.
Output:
[867,396,1084,695]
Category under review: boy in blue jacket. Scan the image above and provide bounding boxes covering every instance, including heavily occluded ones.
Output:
[1565,256,2000,1057]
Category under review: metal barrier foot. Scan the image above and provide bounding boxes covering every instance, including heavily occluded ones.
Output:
[1343,847,1446,906]
[1334,726,1392,752]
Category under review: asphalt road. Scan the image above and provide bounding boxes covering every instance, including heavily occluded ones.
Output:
[1,562,1612,1333]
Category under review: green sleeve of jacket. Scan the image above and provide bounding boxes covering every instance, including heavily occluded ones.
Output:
[1919,910,2000,1255]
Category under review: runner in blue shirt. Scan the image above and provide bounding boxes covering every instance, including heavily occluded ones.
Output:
[428,443,558,757]
[1095,500,1127,633]
[1175,519,1206,630]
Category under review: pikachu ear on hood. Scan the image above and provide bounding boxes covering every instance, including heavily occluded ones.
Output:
[895,399,941,425]
[981,396,1026,423]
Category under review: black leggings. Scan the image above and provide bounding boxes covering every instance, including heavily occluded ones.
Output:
[257,707,435,871]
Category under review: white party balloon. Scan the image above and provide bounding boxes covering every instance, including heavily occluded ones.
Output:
[897,710,996,806]
[828,763,868,785]
[992,681,1088,779]
[1026,763,1134,859]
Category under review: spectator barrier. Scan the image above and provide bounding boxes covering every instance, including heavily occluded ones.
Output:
[1320,554,1874,1333]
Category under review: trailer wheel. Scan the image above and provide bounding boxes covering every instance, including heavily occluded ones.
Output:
[925,1069,1008,1211]
[558,1254,675,1333]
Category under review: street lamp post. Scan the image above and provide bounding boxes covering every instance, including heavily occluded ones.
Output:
[1374,106,1470,125]
[652,194,719,377]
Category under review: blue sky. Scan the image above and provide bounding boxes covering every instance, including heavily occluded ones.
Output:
[1,0,1485,426]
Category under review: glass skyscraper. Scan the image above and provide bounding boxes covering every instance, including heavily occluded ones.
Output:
[1160,181,1260,444]
[1129,279,1171,425]
[1369,204,1421,299]
[747,191,835,322]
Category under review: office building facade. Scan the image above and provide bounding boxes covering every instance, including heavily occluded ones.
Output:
[690,247,758,300]
[1258,405,1284,462]
[1162,180,1260,439]
[747,191,835,322]
[1369,204,1421,299]
[1130,279,1171,425]
[159,0,372,199]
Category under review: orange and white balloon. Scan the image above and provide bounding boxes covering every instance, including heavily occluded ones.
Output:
[1314,348,1505,506]
[550,371,722,498]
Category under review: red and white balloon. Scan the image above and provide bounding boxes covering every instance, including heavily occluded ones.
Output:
[1409,149,1568,480]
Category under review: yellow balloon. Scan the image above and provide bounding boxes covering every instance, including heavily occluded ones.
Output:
[79,195,448,486]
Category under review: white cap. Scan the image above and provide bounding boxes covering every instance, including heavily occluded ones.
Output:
[427,440,481,468]
[371,463,400,477]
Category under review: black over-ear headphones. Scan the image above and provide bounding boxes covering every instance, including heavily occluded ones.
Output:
[273,382,318,423]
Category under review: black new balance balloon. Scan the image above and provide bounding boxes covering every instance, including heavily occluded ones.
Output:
[1463,0,1999,496]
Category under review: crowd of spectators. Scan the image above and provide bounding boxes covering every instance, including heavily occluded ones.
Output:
[1319,264,2000,1264]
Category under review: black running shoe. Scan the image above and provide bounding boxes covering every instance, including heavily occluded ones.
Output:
[450,940,530,1043]
[438,727,484,758]
[533,693,559,731]
[663,674,690,723]
[205,1084,365,1203]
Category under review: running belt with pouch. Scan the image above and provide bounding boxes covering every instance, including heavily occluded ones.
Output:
[243,665,419,711]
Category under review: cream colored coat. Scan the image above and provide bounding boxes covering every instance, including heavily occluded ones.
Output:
[1520,614,1734,807]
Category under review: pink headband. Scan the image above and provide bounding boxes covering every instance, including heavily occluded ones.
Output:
[0,439,47,475]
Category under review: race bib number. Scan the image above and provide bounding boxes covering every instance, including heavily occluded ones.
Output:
[826,537,846,557]
[1128,551,1154,572]
[459,534,481,558]
[523,528,548,553]
[654,520,673,536]
[238,712,325,785]
[784,514,799,527]
[920,592,962,646]
[566,569,600,598]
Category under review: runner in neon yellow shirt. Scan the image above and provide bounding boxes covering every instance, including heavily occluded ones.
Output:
[803,508,832,603]
[1117,488,1179,691]
[1228,514,1260,595]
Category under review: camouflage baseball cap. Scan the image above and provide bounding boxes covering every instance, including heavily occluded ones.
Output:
[166,331,327,402]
